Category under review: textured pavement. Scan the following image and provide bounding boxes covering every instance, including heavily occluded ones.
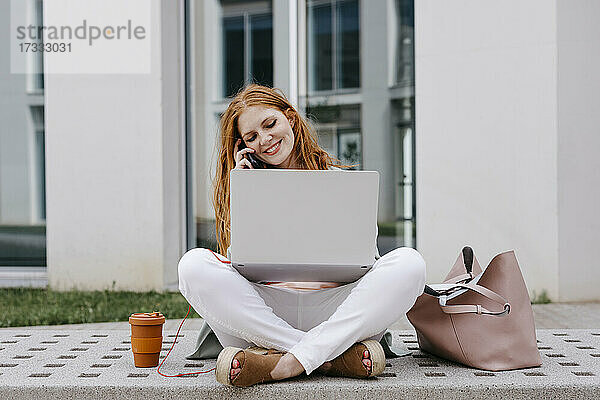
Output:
[0,329,599,399]
[1,303,599,399]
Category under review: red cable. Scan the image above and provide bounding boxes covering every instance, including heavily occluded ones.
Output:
[208,248,231,264]
[156,249,231,377]
[156,303,214,377]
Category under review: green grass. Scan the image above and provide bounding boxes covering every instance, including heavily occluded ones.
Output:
[1,285,551,328]
[531,289,552,304]
[0,288,201,328]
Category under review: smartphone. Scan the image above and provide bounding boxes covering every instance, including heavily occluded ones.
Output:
[238,139,267,169]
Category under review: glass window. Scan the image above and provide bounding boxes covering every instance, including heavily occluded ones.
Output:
[187,0,416,254]
[308,0,359,92]
[250,14,273,87]
[337,130,361,167]
[394,0,414,86]
[337,0,359,88]
[31,106,46,221]
[222,9,273,98]
[394,119,415,247]
[307,104,362,169]
[305,0,417,252]
[28,0,45,92]
[309,3,333,91]
[0,0,46,266]
[36,130,46,220]
[223,16,245,98]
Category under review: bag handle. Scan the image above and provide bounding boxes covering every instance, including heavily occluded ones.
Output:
[446,246,475,284]
[462,246,474,274]
[424,283,511,317]
[446,273,474,284]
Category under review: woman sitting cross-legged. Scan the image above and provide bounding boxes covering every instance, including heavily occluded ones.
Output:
[177,84,426,387]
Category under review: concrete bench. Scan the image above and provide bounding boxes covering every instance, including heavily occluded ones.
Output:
[0,328,598,399]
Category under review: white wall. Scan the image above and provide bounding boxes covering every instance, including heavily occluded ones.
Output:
[415,1,561,299]
[556,0,600,301]
[45,0,186,291]
[361,0,395,222]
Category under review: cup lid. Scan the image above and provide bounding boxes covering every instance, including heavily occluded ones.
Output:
[129,312,165,325]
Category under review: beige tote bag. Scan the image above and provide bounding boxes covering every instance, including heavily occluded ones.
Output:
[406,246,542,371]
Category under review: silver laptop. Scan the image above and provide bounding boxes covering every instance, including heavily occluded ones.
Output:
[229,169,379,283]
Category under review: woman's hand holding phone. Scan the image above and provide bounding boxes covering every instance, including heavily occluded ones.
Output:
[234,139,255,169]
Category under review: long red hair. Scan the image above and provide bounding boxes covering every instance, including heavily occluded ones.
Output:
[213,84,348,255]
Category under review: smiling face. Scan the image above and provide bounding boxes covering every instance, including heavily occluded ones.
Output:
[237,105,297,168]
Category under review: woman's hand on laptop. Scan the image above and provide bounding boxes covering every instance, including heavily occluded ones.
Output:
[234,139,255,169]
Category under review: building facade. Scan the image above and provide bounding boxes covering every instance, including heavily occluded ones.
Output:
[0,0,598,301]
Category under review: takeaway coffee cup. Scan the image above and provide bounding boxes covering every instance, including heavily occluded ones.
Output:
[129,312,165,367]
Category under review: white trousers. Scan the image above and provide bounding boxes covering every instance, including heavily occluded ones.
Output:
[178,247,426,375]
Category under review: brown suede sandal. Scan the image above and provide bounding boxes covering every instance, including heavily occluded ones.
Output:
[320,340,386,378]
[215,346,285,387]
[244,346,285,355]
